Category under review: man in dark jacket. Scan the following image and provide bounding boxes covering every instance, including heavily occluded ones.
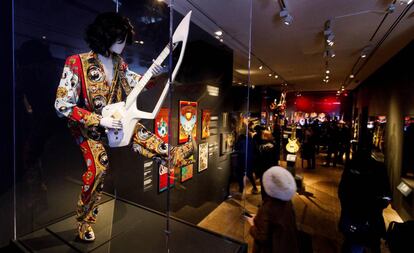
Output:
[338,149,391,253]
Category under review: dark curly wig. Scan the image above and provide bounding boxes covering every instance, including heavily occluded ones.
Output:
[85,12,134,56]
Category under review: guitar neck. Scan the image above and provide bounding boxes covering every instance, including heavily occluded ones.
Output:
[290,126,297,139]
[125,44,171,109]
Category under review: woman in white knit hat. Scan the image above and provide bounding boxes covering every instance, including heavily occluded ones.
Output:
[245,166,299,253]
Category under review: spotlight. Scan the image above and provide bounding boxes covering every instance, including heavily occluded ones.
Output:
[361,46,371,58]
[387,3,396,13]
[259,65,263,70]
[268,73,272,77]
[325,75,329,79]
[274,75,279,79]
[326,34,335,44]
[324,20,334,46]
[349,74,354,79]
[214,30,223,36]
[398,0,413,5]
[220,39,223,43]
[280,9,293,25]
[324,49,335,58]
[326,70,330,74]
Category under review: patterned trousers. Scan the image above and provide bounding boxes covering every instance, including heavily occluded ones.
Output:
[74,122,193,225]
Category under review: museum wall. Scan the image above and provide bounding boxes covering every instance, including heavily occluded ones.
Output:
[108,38,236,224]
[352,40,414,220]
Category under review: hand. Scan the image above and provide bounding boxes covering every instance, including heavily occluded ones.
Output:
[151,63,167,76]
[244,215,255,226]
[99,117,122,129]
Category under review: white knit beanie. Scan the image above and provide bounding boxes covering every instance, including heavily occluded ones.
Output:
[262,166,297,201]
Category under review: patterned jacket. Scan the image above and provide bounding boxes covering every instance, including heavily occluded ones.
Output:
[55,52,140,138]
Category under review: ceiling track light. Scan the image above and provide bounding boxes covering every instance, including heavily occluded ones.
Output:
[325,33,335,45]
[324,49,336,58]
[387,3,396,13]
[214,30,223,36]
[398,0,413,4]
[361,45,372,58]
[280,8,293,25]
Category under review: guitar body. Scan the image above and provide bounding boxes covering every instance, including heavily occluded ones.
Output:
[286,124,300,153]
[286,139,300,153]
[102,102,138,147]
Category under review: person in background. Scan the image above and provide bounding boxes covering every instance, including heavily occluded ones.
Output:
[234,131,260,195]
[302,124,316,169]
[338,149,391,253]
[245,166,299,253]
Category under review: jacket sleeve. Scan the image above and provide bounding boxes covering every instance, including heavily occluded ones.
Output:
[54,55,101,127]
[249,207,270,242]
[125,68,141,88]
[124,60,160,91]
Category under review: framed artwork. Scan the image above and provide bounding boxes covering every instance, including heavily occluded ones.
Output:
[158,164,174,192]
[179,101,197,144]
[198,143,208,172]
[201,109,211,139]
[154,108,169,143]
[220,132,235,155]
[180,163,194,182]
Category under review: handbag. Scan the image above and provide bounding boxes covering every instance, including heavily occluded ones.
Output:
[339,215,372,242]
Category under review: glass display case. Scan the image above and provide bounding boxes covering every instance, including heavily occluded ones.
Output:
[9,0,257,252]
[367,115,386,161]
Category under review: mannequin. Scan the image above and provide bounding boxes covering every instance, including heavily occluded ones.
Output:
[54,12,194,241]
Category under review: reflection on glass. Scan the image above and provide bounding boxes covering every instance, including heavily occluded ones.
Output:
[367,116,386,161]
[403,116,414,178]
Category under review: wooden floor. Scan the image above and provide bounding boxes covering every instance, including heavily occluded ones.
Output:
[198,154,403,253]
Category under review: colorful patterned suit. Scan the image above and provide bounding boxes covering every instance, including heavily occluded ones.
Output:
[55,52,192,234]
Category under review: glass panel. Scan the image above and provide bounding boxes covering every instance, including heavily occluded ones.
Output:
[169,0,252,249]
[14,0,121,237]
[14,0,249,252]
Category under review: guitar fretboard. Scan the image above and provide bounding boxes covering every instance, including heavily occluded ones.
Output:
[125,43,173,109]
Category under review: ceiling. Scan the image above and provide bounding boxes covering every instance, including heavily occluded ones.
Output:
[174,0,414,92]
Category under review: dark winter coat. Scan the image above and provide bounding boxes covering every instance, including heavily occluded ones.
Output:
[338,153,391,242]
[250,196,300,253]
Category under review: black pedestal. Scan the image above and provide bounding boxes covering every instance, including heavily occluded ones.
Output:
[16,196,247,253]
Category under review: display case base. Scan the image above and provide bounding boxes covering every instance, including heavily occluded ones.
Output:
[16,195,247,253]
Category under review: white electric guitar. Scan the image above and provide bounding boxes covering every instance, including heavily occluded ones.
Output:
[102,11,192,147]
